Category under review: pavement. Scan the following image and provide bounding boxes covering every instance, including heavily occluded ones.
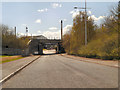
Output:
[1,55,40,79]
[2,50,118,88]
[61,54,119,68]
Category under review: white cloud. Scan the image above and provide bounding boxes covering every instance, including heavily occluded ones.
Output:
[70,10,92,18]
[37,8,48,13]
[88,11,92,15]
[88,15,106,25]
[87,10,106,25]
[70,10,74,14]
[35,19,41,24]
[88,15,106,21]
[49,27,58,30]
[18,32,31,36]
[42,30,60,39]
[37,30,41,33]
[63,25,72,34]
[41,25,72,39]
[70,10,80,18]
[70,9,105,25]
[63,19,67,21]
[32,34,38,36]
[18,32,25,36]
[52,3,62,8]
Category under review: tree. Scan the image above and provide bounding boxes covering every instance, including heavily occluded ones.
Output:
[103,2,119,33]
[63,32,71,53]
[1,24,29,49]
[69,11,96,54]
[63,11,96,54]
[63,2,120,60]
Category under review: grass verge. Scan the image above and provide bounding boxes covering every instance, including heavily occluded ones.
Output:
[0,57,24,64]
[0,55,10,57]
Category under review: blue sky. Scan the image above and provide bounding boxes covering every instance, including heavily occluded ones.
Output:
[2,2,117,38]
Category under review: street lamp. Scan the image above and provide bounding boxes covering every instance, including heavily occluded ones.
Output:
[74,0,88,46]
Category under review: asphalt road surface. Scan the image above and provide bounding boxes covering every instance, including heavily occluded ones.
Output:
[2,50,118,88]
[2,56,39,79]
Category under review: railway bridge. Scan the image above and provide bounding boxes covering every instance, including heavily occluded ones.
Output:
[29,38,65,55]
[29,20,64,55]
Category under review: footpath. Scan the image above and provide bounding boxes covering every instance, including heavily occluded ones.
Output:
[61,54,119,68]
[1,55,40,79]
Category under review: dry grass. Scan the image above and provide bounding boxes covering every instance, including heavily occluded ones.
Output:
[0,55,24,63]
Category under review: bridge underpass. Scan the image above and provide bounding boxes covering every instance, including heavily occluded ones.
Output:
[29,39,65,55]
[28,20,65,55]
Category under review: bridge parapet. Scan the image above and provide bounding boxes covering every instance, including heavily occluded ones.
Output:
[31,39,61,43]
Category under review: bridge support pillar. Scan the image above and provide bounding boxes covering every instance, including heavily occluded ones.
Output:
[38,44,43,55]
[56,43,65,54]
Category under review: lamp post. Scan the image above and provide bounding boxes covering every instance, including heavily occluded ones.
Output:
[74,0,89,45]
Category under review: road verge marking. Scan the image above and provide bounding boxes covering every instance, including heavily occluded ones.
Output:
[0,56,41,85]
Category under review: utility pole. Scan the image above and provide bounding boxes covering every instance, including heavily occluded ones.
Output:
[61,20,63,41]
[85,0,87,45]
[74,0,90,45]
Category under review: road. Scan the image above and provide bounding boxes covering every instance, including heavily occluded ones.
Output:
[2,50,118,88]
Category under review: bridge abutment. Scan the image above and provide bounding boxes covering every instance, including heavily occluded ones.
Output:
[38,43,43,55]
